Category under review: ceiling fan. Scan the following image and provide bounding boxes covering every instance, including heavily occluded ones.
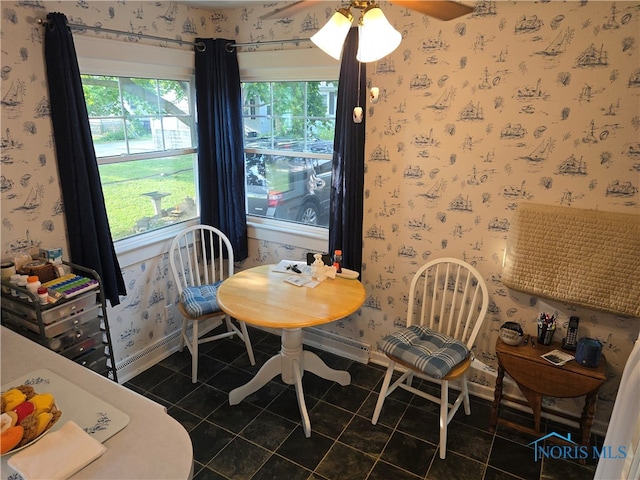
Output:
[261,1,475,22]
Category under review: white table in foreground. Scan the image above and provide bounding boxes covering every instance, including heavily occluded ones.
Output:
[1,326,193,479]
[217,264,366,437]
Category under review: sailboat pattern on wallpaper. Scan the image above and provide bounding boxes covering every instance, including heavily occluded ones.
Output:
[1,1,638,426]
[356,2,637,419]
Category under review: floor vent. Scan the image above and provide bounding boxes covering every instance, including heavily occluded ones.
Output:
[303,327,370,364]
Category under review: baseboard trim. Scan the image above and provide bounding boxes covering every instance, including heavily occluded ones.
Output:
[303,327,370,364]
[116,330,182,383]
[114,318,221,383]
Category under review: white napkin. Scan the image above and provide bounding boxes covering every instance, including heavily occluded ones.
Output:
[8,420,106,480]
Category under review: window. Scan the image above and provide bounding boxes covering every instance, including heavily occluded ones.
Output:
[82,74,198,242]
[242,81,337,228]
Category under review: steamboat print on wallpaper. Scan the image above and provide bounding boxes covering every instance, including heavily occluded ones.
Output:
[1,1,638,430]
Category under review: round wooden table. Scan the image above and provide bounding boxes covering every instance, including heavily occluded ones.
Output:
[217,264,366,437]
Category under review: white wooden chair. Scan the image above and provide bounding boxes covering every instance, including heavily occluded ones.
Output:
[169,225,255,383]
[372,257,489,459]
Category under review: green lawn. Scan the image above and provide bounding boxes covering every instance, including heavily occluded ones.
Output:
[99,154,197,240]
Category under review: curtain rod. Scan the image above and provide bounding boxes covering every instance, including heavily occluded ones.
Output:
[37,19,311,51]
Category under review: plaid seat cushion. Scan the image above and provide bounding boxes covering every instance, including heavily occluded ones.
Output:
[377,325,469,379]
[180,282,223,317]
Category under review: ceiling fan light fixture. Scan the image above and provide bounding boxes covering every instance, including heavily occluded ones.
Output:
[310,8,353,60]
[356,6,402,63]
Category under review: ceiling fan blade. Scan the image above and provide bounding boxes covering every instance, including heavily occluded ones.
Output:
[391,1,474,21]
[260,0,319,20]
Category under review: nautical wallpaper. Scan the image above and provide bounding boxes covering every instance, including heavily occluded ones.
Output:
[1,1,639,431]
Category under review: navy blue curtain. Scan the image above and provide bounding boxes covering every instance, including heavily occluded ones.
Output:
[44,12,126,306]
[329,28,365,273]
[194,39,248,261]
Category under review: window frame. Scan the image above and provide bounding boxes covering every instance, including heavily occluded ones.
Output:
[76,39,338,258]
[76,37,200,259]
[238,49,339,250]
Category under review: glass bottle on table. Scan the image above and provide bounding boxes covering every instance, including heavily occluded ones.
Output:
[333,250,342,273]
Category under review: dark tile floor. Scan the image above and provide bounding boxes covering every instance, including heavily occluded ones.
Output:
[124,326,601,480]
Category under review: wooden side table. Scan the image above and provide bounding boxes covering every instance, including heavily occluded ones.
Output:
[490,338,606,448]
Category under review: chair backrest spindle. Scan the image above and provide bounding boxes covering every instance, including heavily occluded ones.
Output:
[462,281,480,344]
[428,263,439,329]
[437,263,449,335]
[453,267,472,340]
[446,264,462,338]
[199,228,208,286]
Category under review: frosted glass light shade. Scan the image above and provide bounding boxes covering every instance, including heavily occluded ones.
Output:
[310,9,353,60]
[356,7,402,63]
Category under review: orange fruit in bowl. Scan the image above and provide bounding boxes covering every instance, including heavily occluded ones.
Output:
[1,425,23,454]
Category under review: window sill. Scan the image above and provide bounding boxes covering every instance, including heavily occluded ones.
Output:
[114,217,328,268]
[114,220,198,268]
[247,216,328,252]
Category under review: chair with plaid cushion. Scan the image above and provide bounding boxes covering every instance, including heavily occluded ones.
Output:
[372,258,489,459]
[169,225,255,383]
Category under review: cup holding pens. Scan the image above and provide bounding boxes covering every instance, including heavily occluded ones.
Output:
[537,323,556,345]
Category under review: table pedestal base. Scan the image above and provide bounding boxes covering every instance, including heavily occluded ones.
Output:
[229,328,351,437]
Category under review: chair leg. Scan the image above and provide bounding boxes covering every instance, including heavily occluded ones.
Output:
[179,317,188,352]
[372,361,395,425]
[405,371,414,388]
[461,372,471,415]
[191,320,199,383]
[238,321,256,366]
[439,379,449,459]
[224,315,235,333]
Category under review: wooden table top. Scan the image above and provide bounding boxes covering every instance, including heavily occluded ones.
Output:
[496,338,606,398]
[217,264,366,329]
[495,338,606,381]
